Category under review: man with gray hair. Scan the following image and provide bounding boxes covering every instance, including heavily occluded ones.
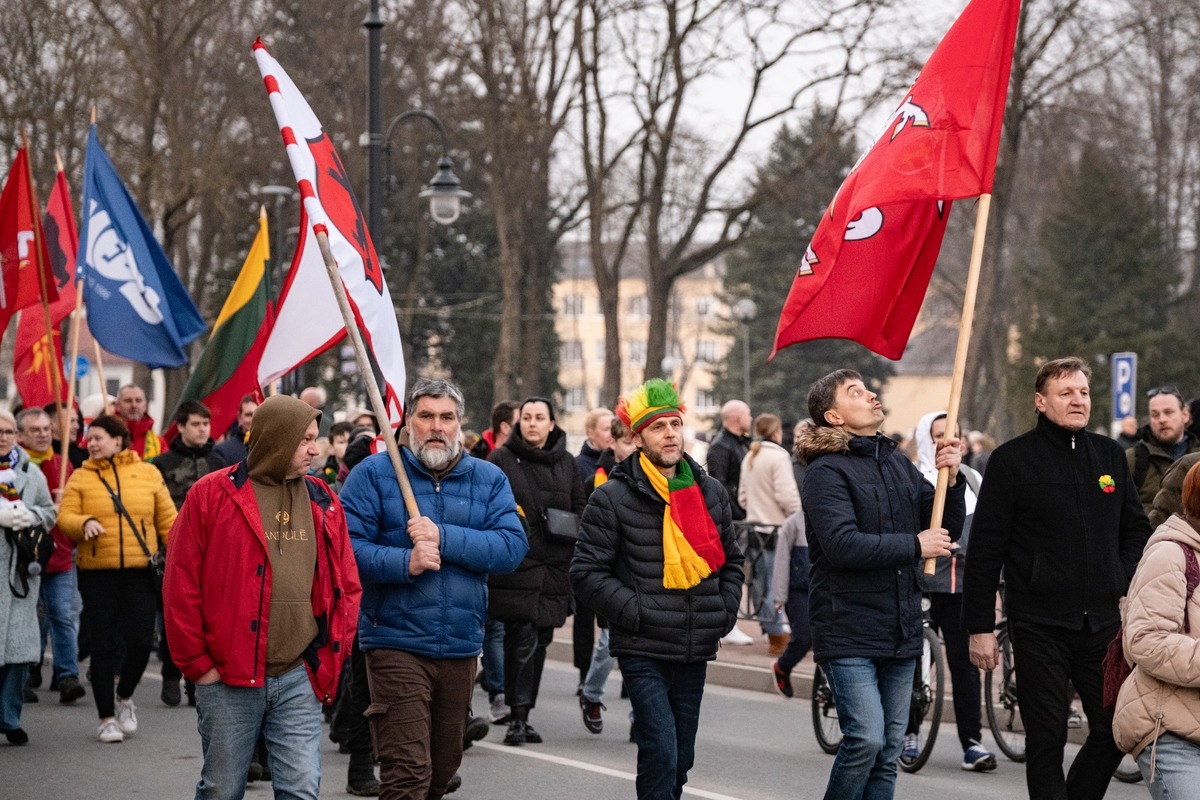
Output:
[339,378,529,800]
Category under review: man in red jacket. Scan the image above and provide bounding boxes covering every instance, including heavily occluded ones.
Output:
[164,394,361,800]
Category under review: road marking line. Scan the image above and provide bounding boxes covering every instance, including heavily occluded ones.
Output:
[474,742,748,800]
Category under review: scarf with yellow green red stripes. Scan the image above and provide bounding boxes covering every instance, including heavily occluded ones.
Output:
[639,452,725,589]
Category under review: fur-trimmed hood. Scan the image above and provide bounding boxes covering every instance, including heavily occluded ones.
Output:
[795,425,852,464]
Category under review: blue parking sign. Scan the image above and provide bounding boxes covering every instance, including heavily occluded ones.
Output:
[1112,352,1137,422]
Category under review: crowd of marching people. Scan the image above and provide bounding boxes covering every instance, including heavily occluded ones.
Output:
[3,364,1200,800]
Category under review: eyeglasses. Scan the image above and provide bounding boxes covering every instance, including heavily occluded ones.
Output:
[1147,385,1182,399]
[0,430,17,437]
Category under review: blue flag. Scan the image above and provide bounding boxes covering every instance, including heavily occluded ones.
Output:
[77,126,205,369]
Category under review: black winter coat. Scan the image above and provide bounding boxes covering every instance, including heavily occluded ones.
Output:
[705,427,750,520]
[797,427,966,662]
[962,414,1152,634]
[487,425,586,628]
[152,436,224,509]
[571,452,745,662]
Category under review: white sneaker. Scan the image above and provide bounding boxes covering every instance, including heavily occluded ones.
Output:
[98,719,124,743]
[489,693,510,724]
[115,697,138,735]
[721,625,754,645]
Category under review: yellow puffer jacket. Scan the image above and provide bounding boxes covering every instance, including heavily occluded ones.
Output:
[1113,515,1200,758]
[57,449,177,571]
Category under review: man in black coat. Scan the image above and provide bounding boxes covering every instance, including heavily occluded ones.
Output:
[572,380,744,800]
[798,369,963,800]
[963,356,1152,800]
[704,400,751,520]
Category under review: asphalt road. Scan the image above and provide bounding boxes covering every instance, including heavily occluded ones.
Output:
[1,656,1149,800]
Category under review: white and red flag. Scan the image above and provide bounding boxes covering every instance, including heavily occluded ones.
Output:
[773,0,1020,360]
[0,147,56,340]
[253,38,406,427]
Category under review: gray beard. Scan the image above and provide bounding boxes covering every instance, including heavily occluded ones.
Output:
[416,439,461,471]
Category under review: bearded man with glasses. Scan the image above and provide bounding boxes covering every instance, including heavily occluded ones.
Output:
[1126,385,1200,515]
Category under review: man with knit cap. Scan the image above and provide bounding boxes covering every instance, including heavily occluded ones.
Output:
[164,394,361,800]
[572,379,744,800]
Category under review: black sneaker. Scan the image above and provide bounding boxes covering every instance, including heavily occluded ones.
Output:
[772,661,794,698]
[445,774,463,795]
[22,686,37,703]
[503,720,527,746]
[463,714,488,750]
[522,722,542,744]
[59,675,86,704]
[580,697,604,734]
[161,678,182,707]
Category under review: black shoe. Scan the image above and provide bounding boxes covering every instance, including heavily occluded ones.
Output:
[346,776,381,797]
[522,722,542,744]
[22,687,37,703]
[28,665,42,690]
[445,774,463,795]
[463,715,488,750]
[59,675,86,704]
[580,697,604,734]
[772,661,794,698]
[161,678,182,706]
[247,759,263,783]
[503,720,527,746]
[346,752,381,797]
[49,674,60,692]
[3,728,29,745]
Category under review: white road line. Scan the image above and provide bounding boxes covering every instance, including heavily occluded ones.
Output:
[473,741,749,800]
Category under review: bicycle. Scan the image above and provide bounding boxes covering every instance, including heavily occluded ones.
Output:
[733,522,779,623]
[810,602,944,772]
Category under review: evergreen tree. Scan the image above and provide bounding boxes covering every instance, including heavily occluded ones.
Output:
[713,107,894,425]
[1009,143,1194,429]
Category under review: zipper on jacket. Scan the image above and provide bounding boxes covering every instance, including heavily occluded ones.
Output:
[252,561,267,683]
[1071,434,1076,450]
[111,458,125,569]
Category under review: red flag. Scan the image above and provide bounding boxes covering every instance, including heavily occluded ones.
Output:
[773,0,1020,360]
[0,148,56,337]
[14,168,78,406]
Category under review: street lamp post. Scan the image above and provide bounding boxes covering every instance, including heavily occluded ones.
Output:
[383,110,472,226]
[732,298,757,405]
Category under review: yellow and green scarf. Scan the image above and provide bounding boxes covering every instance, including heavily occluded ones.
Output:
[640,452,725,589]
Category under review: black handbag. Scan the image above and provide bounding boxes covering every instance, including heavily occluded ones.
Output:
[6,525,55,598]
[543,507,580,542]
[97,473,165,592]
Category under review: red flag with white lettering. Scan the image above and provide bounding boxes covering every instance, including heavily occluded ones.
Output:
[773,0,1020,360]
[14,168,78,406]
[0,148,56,340]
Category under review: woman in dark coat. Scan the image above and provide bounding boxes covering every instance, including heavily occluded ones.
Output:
[488,397,586,745]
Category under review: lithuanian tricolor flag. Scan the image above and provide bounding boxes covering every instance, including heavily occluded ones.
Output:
[169,207,274,442]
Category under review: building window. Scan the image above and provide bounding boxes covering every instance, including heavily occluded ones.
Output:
[629,340,646,366]
[696,339,717,363]
[695,389,716,409]
[563,294,585,317]
[561,340,583,364]
[564,387,586,410]
[695,295,714,317]
[629,295,648,318]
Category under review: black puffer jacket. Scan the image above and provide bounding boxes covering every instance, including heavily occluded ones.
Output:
[152,436,224,509]
[487,425,586,628]
[798,427,965,662]
[571,452,745,662]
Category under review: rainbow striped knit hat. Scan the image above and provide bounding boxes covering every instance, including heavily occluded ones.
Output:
[616,379,686,433]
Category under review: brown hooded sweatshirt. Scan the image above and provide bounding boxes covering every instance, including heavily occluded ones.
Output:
[246,394,320,677]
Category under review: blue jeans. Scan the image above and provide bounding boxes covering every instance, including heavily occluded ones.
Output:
[821,657,916,800]
[620,656,707,800]
[756,548,786,635]
[194,665,321,800]
[38,568,81,680]
[1138,733,1200,800]
[0,664,30,732]
[482,619,505,698]
[581,628,614,703]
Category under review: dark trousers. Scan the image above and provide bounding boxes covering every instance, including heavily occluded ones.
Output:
[77,568,157,719]
[928,592,982,750]
[332,640,373,755]
[157,608,182,681]
[504,622,553,710]
[777,588,812,673]
[1009,619,1123,800]
[620,656,708,800]
[572,591,595,681]
[363,649,475,800]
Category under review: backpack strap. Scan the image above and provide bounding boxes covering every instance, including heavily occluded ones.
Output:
[1175,541,1200,634]
[1133,442,1151,490]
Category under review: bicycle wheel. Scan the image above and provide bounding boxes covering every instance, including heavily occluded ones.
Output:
[985,629,1026,762]
[1113,754,1143,783]
[899,625,944,773]
[811,663,843,754]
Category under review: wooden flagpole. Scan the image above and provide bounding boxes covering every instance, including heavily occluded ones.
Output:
[57,146,85,490]
[92,338,110,415]
[925,193,992,575]
[311,225,418,517]
[20,129,63,408]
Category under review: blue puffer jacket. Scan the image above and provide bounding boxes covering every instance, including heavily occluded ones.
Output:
[340,446,528,659]
[797,427,965,662]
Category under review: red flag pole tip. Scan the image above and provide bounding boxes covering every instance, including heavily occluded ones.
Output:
[264,75,280,95]
[253,36,266,51]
